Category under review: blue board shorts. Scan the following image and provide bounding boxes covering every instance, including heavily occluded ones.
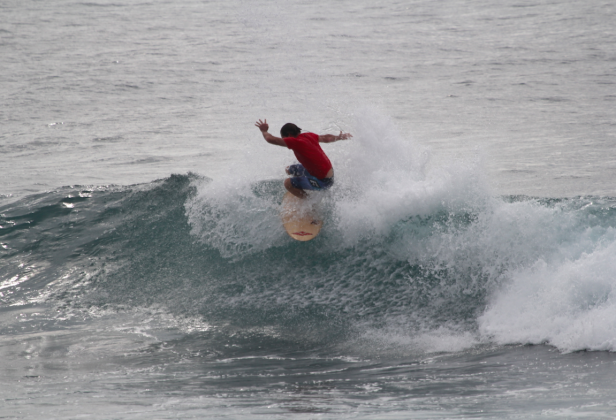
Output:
[287,164,334,191]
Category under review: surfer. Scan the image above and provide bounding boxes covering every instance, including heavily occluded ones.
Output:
[255,119,352,198]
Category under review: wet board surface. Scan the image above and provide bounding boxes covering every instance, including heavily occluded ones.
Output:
[281,191,323,241]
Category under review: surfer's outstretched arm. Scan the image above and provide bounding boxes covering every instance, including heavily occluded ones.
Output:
[318,132,353,143]
[255,119,286,147]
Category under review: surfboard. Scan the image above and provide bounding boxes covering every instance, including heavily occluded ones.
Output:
[281,191,323,241]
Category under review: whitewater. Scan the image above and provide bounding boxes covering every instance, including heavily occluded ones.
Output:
[2,0,616,418]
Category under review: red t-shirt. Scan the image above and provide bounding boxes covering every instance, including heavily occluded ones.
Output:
[283,132,332,179]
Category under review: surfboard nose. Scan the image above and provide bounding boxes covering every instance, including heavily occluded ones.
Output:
[281,192,323,241]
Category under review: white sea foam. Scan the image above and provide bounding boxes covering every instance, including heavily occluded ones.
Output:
[322,107,493,247]
[349,323,481,357]
[479,230,616,352]
[185,144,289,257]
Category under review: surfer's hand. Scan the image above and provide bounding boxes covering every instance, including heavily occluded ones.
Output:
[255,119,269,132]
[337,131,352,140]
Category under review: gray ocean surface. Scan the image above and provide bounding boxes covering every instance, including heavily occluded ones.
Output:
[2,0,616,418]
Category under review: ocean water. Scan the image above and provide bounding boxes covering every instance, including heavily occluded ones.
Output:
[2,0,616,418]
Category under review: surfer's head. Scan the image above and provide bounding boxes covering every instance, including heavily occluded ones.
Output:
[280,123,301,138]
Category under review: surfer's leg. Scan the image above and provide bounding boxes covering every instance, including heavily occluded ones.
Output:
[285,164,310,198]
[284,178,307,199]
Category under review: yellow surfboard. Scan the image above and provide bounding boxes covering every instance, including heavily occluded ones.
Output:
[281,191,323,241]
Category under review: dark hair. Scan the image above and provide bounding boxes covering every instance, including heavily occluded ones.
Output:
[280,123,301,138]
